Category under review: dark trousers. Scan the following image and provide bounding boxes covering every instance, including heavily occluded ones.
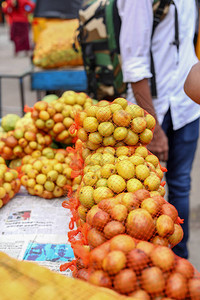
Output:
[162,109,199,258]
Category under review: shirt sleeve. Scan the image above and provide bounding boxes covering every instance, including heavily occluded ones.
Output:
[117,0,153,83]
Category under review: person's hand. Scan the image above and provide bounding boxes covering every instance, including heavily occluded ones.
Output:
[147,123,169,161]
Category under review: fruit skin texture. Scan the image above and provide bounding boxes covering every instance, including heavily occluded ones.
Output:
[150,246,175,272]
[126,208,155,240]
[156,214,174,237]
[89,270,112,288]
[116,160,135,180]
[109,234,135,254]
[188,278,200,300]
[113,269,137,294]
[102,250,127,275]
[107,175,126,194]
[165,272,188,299]
[141,266,165,295]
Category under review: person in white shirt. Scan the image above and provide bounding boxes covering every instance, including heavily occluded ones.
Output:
[118,0,200,259]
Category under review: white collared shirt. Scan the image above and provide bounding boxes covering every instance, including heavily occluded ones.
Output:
[117,0,200,130]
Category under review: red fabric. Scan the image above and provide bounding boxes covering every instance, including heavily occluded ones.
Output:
[2,0,35,23]
[11,21,30,52]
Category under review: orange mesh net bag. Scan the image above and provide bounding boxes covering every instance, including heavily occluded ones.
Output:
[70,235,200,299]
[59,96,200,299]
[72,97,156,150]
[19,145,84,199]
[0,125,52,161]
[76,190,184,250]
[65,143,167,230]
[0,160,21,208]
[30,91,93,145]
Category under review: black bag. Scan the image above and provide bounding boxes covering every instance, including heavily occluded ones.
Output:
[78,0,173,100]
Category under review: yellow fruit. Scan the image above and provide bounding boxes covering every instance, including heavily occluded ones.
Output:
[83,117,99,132]
[144,174,161,191]
[96,178,108,188]
[102,153,115,165]
[36,174,47,185]
[110,103,122,113]
[135,164,150,181]
[88,132,103,144]
[78,205,88,221]
[34,184,44,196]
[140,128,153,144]
[124,129,139,145]
[127,178,143,192]
[90,153,103,165]
[56,174,67,187]
[101,164,116,178]
[79,186,95,208]
[113,127,128,141]
[145,114,156,129]
[145,154,159,167]
[131,117,147,133]
[85,105,98,117]
[116,160,135,180]
[83,172,98,186]
[113,97,128,109]
[135,146,148,158]
[125,104,144,118]
[0,187,6,198]
[116,146,130,157]
[93,187,114,203]
[103,136,116,147]
[112,110,131,127]
[96,106,112,122]
[129,154,144,165]
[98,122,115,137]
[86,141,100,150]
[107,175,126,194]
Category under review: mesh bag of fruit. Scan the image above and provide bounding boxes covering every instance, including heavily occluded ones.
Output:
[33,19,83,69]
[66,189,184,253]
[71,97,156,150]
[0,160,21,208]
[0,124,52,160]
[0,251,129,300]
[67,143,167,224]
[20,146,84,199]
[30,91,93,145]
[64,235,200,299]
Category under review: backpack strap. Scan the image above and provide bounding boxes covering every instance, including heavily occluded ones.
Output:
[151,0,176,98]
[152,0,173,36]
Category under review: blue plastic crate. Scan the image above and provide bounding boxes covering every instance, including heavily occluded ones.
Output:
[31,69,87,91]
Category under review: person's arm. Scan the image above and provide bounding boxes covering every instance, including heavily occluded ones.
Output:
[131,80,168,161]
[184,62,200,104]
[118,0,168,161]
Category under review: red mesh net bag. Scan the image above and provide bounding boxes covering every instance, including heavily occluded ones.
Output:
[70,235,200,299]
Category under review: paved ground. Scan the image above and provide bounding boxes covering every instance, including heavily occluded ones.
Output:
[0,23,200,271]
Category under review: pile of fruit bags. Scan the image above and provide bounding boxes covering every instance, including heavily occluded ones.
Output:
[60,97,200,299]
